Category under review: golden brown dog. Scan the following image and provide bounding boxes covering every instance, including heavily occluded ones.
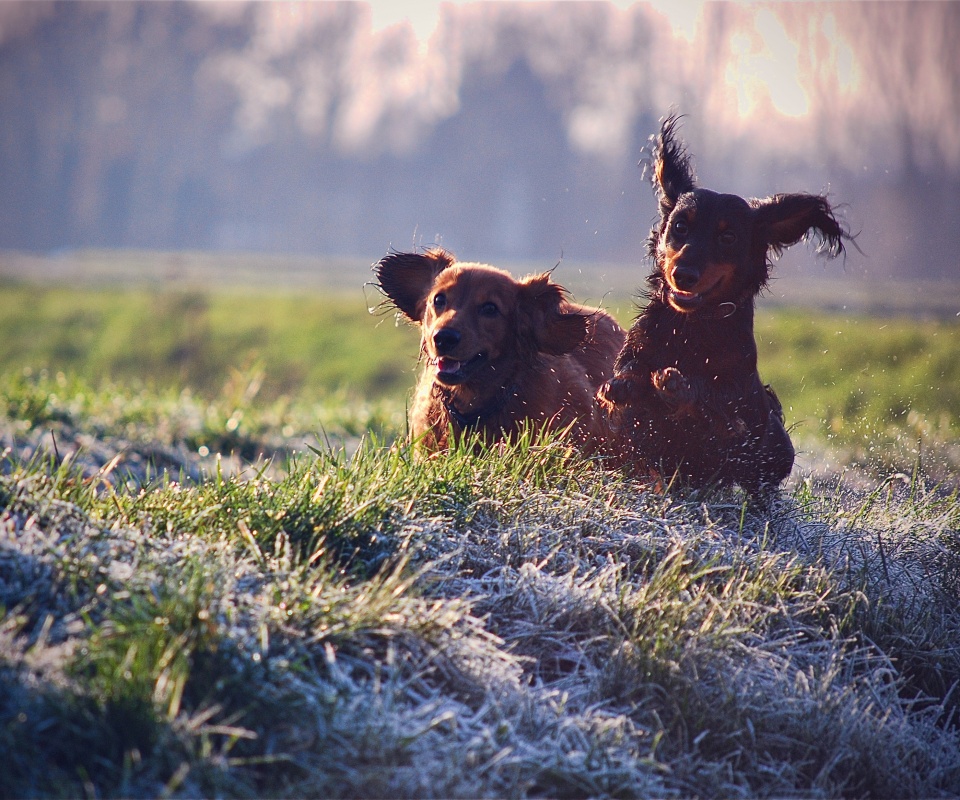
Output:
[375,248,625,451]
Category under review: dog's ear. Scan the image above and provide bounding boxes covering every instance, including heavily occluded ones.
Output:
[518,273,588,357]
[753,194,846,259]
[374,248,456,321]
[651,114,697,217]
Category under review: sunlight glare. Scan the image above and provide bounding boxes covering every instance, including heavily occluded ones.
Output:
[726,8,809,119]
[641,0,705,43]
[369,0,443,49]
[821,12,860,95]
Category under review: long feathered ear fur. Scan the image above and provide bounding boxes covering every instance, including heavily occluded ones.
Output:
[651,113,697,218]
[646,113,697,259]
[517,273,587,357]
[373,247,456,322]
[751,194,847,259]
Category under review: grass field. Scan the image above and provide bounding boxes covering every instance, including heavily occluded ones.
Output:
[1,252,959,797]
[2,275,959,478]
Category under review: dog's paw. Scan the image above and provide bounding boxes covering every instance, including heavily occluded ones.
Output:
[598,375,637,408]
[652,367,700,417]
[652,367,694,406]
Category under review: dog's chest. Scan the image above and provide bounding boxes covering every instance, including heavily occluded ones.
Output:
[643,317,754,379]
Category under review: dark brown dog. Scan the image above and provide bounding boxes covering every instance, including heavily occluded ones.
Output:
[600,115,848,496]
[375,248,625,451]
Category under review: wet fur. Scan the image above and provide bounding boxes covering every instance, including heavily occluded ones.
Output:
[376,248,625,451]
[600,114,848,496]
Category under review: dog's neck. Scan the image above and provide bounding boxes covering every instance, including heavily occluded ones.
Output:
[647,277,758,322]
[688,298,753,321]
[435,383,515,431]
[659,293,756,324]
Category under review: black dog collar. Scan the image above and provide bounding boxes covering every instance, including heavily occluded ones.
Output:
[439,386,514,430]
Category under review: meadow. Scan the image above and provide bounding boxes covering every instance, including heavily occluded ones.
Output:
[1,254,959,797]
[2,275,959,479]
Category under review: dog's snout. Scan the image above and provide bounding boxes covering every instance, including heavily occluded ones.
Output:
[433,328,461,354]
[672,265,700,291]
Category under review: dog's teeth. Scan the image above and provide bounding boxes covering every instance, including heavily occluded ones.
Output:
[437,358,461,373]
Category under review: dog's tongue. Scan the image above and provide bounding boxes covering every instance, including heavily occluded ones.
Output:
[437,357,461,374]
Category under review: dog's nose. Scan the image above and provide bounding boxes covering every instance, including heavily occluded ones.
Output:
[433,328,461,354]
[672,265,700,291]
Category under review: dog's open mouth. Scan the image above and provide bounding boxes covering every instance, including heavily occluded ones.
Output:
[668,289,705,311]
[434,353,486,384]
[667,273,728,313]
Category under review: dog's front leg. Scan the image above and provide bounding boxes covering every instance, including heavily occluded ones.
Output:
[653,369,752,440]
[651,366,699,418]
[597,360,652,410]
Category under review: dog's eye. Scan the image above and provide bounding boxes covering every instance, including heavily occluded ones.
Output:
[671,219,689,238]
[478,302,499,318]
[719,230,737,246]
[432,293,446,310]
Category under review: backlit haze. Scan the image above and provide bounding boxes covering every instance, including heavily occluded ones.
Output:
[1,1,957,282]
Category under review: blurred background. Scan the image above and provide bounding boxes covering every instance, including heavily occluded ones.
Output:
[0,0,958,284]
[1,1,959,480]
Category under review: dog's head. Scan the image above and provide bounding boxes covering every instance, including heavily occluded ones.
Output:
[374,248,587,387]
[647,114,847,314]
